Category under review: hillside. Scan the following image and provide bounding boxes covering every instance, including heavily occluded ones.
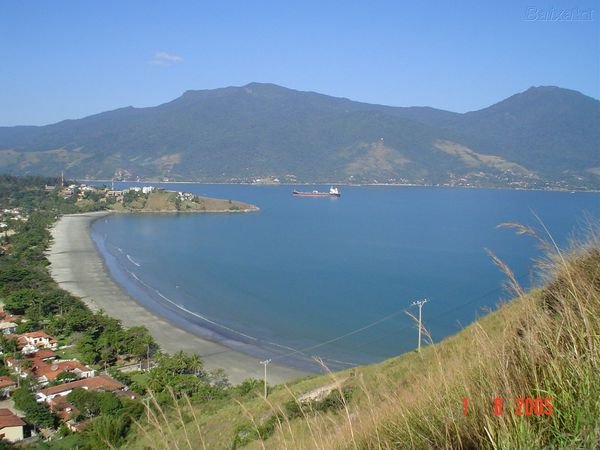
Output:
[0,83,598,188]
[109,189,259,213]
[126,233,600,449]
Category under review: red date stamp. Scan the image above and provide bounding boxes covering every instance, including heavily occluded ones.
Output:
[462,397,552,416]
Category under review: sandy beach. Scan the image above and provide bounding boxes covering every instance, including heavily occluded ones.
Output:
[47,211,307,385]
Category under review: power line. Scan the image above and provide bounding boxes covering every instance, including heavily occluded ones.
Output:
[348,286,502,353]
[270,307,408,363]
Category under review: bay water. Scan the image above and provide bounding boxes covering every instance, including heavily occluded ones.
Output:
[91,184,600,371]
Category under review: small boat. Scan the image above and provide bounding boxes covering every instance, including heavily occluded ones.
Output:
[292,187,341,197]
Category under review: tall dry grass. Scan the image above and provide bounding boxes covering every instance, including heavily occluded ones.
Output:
[321,227,600,449]
[133,227,600,449]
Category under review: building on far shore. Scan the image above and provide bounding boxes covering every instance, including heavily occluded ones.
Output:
[106,190,125,201]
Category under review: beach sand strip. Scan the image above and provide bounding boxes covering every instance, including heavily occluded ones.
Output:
[47,212,307,385]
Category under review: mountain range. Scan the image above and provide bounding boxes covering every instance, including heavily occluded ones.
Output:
[0,83,598,188]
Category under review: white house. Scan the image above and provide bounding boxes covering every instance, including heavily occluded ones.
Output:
[34,360,95,386]
[18,331,58,352]
[35,375,125,403]
[0,409,24,442]
[0,322,16,335]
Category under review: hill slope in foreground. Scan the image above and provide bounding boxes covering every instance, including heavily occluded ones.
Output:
[0,83,599,188]
[129,232,600,449]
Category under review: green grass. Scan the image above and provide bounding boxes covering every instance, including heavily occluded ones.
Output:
[130,372,150,388]
[55,346,81,361]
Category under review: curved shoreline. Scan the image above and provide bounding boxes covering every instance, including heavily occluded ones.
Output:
[47,211,307,385]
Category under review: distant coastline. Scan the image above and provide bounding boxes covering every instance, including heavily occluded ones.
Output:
[82,180,600,193]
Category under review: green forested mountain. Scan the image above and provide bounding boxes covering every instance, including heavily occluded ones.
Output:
[0,83,598,187]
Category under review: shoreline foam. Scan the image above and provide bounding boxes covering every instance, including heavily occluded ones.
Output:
[47,211,307,384]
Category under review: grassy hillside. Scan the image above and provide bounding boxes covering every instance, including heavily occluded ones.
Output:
[127,229,600,449]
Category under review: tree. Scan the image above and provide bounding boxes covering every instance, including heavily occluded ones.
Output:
[55,371,78,383]
[12,387,57,429]
[77,336,99,365]
[67,388,100,418]
[83,415,128,450]
[0,336,17,354]
[123,326,156,361]
[3,288,37,315]
[67,389,122,418]
[147,351,205,395]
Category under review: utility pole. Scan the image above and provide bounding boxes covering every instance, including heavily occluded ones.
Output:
[411,299,429,353]
[260,359,271,398]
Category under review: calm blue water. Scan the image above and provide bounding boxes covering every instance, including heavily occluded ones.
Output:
[91,184,600,372]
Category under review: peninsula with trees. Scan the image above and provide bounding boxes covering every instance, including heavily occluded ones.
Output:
[61,182,259,214]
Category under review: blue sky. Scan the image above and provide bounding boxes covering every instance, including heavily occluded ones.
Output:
[1,0,598,125]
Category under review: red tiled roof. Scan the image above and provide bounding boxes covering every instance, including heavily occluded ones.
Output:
[0,409,25,428]
[40,375,124,396]
[0,377,16,389]
[30,349,57,360]
[34,361,92,381]
[20,331,55,340]
[0,312,21,323]
[49,397,78,421]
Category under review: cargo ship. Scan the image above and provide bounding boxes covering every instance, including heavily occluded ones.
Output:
[292,187,341,197]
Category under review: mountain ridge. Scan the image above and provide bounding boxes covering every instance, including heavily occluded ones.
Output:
[0,83,598,188]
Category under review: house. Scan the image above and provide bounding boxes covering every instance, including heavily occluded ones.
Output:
[0,377,16,398]
[48,397,94,432]
[6,350,57,377]
[33,360,95,386]
[106,190,124,201]
[49,396,78,424]
[18,331,58,352]
[0,322,17,335]
[29,349,57,362]
[0,311,22,323]
[5,357,33,377]
[0,409,25,442]
[35,375,126,403]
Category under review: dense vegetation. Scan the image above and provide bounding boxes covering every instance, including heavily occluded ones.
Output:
[0,176,250,449]
[0,84,598,187]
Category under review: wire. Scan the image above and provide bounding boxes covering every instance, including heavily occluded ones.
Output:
[270,307,408,363]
